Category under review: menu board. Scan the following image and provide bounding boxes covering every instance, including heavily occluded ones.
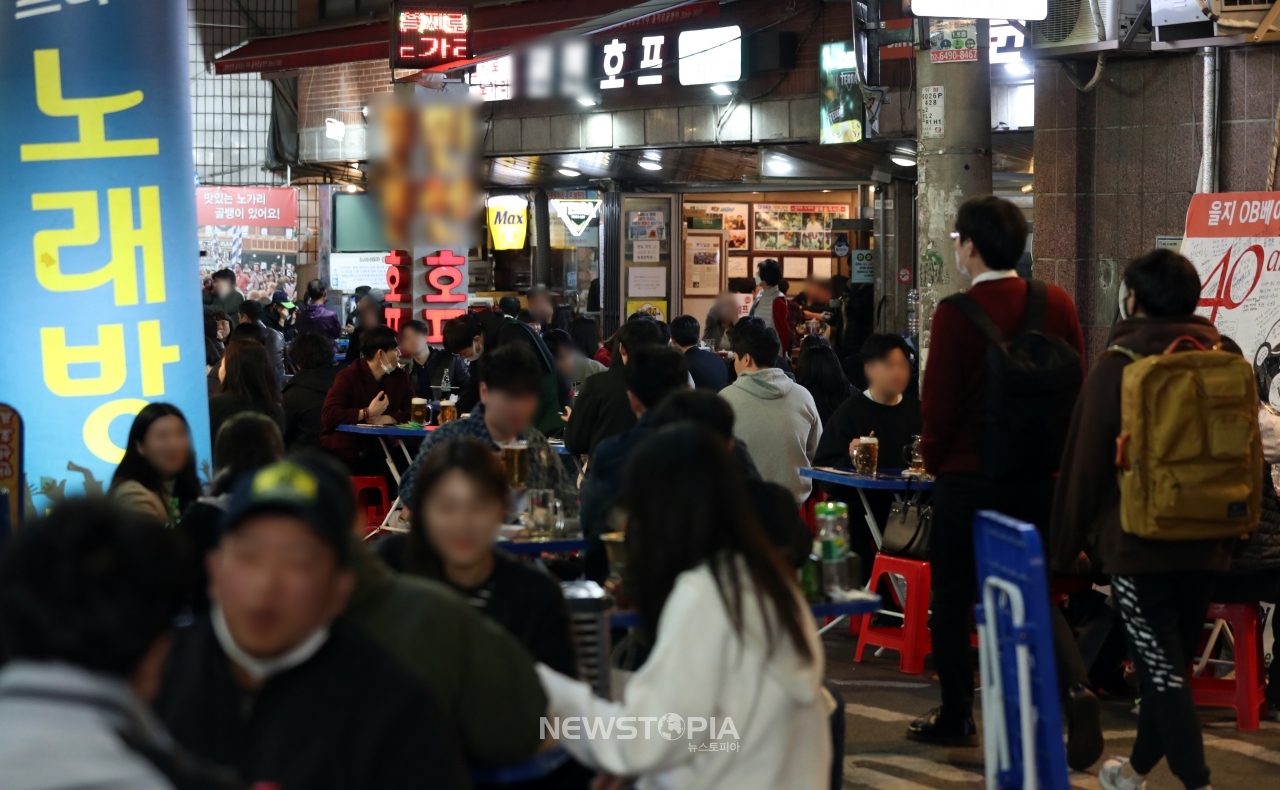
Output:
[685,203,749,251]
[752,204,849,252]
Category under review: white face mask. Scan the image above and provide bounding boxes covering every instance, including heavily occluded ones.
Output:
[955,248,972,282]
[1117,281,1132,320]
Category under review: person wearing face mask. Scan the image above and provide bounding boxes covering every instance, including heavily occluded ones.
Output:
[155,458,468,790]
[911,196,1094,762]
[109,403,203,528]
[320,325,414,472]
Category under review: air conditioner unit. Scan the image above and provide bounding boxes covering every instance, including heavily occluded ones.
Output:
[1029,0,1149,47]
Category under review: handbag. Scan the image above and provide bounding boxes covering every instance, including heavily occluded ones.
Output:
[881,485,933,560]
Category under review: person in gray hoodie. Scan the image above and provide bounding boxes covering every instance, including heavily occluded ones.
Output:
[719,317,821,503]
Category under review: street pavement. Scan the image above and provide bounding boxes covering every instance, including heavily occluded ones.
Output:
[823,627,1280,789]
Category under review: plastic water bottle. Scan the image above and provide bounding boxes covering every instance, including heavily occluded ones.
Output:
[816,502,850,595]
[440,366,452,400]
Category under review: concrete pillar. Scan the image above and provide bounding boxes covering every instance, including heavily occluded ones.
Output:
[916,19,993,374]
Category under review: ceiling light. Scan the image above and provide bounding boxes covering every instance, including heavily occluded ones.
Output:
[638,161,662,171]
[558,168,581,177]
[767,157,792,174]
[643,150,661,161]
[1005,61,1031,77]
[891,155,917,167]
[345,184,358,193]
[576,95,598,106]
[822,189,831,193]
[710,84,733,96]
[1022,183,1034,193]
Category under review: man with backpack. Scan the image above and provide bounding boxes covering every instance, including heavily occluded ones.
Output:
[911,196,1096,759]
[1051,249,1261,790]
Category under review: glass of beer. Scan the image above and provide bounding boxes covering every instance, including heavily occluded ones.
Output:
[906,435,925,474]
[502,440,529,489]
[854,436,879,476]
[527,489,563,538]
[438,400,458,425]
[410,398,428,425]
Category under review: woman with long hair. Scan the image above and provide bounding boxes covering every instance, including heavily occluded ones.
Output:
[108,403,201,527]
[209,339,284,443]
[796,341,854,426]
[376,438,578,676]
[570,314,609,367]
[537,425,829,789]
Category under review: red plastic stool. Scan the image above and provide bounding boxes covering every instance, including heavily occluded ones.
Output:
[351,476,389,533]
[854,554,932,674]
[1189,603,1269,731]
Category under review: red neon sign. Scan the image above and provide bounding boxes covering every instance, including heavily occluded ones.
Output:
[391,5,471,69]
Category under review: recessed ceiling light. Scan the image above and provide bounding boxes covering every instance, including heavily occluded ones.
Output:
[767,158,792,174]
[345,184,358,193]
[638,161,662,171]
[891,156,916,167]
[576,96,597,106]
[710,84,732,96]
[558,168,581,177]
[1005,61,1031,77]
[822,189,831,193]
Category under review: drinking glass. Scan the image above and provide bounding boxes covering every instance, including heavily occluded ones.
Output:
[527,489,563,538]
[904,434,925,474]
[438,400,458,425]
[410,398,428,424]
[502,441,529,489]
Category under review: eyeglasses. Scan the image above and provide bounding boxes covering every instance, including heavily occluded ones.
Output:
[949,231,962,241]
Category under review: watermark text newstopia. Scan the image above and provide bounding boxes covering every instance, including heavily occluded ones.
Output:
[541,713,740,748]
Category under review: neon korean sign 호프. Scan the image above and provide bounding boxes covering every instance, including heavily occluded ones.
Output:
[391,5,472,69]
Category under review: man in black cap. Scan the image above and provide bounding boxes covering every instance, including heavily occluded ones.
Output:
[155,457,467,790]
[265,290,296,344]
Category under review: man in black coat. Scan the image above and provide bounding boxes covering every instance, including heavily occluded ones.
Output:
[563,317,666,456]
[281,333,340,451]
[669,314,729,391]
[156,458,467,790]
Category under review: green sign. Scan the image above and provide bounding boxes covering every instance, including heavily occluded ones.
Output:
[819,41,865,145]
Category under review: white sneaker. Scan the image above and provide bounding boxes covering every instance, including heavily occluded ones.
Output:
[1098,757,1147,790]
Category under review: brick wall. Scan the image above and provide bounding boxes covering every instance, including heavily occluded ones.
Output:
[298,61,397,130]
[1032,45,1280,363]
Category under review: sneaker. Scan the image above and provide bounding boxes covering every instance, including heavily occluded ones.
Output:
[906,707,979,747]
[1065,684,1104,771]
[1098,757,1146,790]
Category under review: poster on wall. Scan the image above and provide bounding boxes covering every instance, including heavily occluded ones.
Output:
[685,232,723,296]
[628,267,667,298]
[929,19,979,64]
[819,41,865,145]
[685,203,749,250]
[197,186,298,301]
[753,204,849,252]
[849,250,876,283]
[633,239,661,262]
[0,0,212,514]
[727,257,750,278]
[628,210,666,240]
[330,252,391,291]
[1181,192,1280,407]
[626,299,668,322]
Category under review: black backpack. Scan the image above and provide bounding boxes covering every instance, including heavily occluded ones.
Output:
[941,279,1081,479]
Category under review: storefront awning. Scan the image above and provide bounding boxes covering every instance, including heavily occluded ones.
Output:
[214,0,718,75]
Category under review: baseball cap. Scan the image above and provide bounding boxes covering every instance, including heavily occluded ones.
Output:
[271,291,295,309]
[222,459,353,564]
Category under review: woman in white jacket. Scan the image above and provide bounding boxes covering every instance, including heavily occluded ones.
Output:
[536,424,831,790]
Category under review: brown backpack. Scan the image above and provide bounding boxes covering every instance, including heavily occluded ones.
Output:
[1112,335,1262,540]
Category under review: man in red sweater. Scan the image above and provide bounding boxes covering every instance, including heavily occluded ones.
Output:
[321,325,414,470]
[910,197,1098,764]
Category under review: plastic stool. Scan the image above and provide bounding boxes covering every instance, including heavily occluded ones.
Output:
[1189,603,1269,731]
[854,554,932,674]
[351,476,389,532]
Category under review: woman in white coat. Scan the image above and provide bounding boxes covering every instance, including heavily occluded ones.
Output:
[536,424,831,790]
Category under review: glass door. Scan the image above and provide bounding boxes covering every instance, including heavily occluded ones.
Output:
[618,194,677,323]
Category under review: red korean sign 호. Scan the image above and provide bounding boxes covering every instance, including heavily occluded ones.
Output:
[1182,192,1280,407]
[197,187,297,227]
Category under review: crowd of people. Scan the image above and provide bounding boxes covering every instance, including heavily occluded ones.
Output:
[1,196,1275,790]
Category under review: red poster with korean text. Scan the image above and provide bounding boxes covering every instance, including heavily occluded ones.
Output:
[1181,191,1280,406]
[197,186,297,227]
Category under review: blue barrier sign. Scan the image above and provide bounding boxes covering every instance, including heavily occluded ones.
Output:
[0,1,210,510]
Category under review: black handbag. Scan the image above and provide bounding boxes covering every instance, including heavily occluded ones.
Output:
[881,486,932,560]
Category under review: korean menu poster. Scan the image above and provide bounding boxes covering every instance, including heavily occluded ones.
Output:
[753,204,849,252]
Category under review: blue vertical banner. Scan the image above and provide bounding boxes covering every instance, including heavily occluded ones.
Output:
[0,1,209,510]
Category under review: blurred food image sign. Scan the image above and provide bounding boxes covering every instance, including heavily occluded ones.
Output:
[487,194,528,250]
[819,42,865,145]
[0,2,210,512]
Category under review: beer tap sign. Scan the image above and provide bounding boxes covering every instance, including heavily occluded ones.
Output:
[416,247,468,343]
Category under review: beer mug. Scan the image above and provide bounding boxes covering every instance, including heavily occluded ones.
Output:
[527,489,564,538]
[502,441,529,489]
[410,398,428,425]
[853,436,879,476]
[438,400,458,425]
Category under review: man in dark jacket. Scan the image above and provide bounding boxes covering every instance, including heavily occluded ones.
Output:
[579,346,689,581]
[563,317,666,456]
[1051,250,1230,790]
[495,298,568,437]
[240,299,286,388]
[203,268,244,316]
[670,314,728,391]
[283,333,339,451]
[320,326,414,467]
[156,458,467,790]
